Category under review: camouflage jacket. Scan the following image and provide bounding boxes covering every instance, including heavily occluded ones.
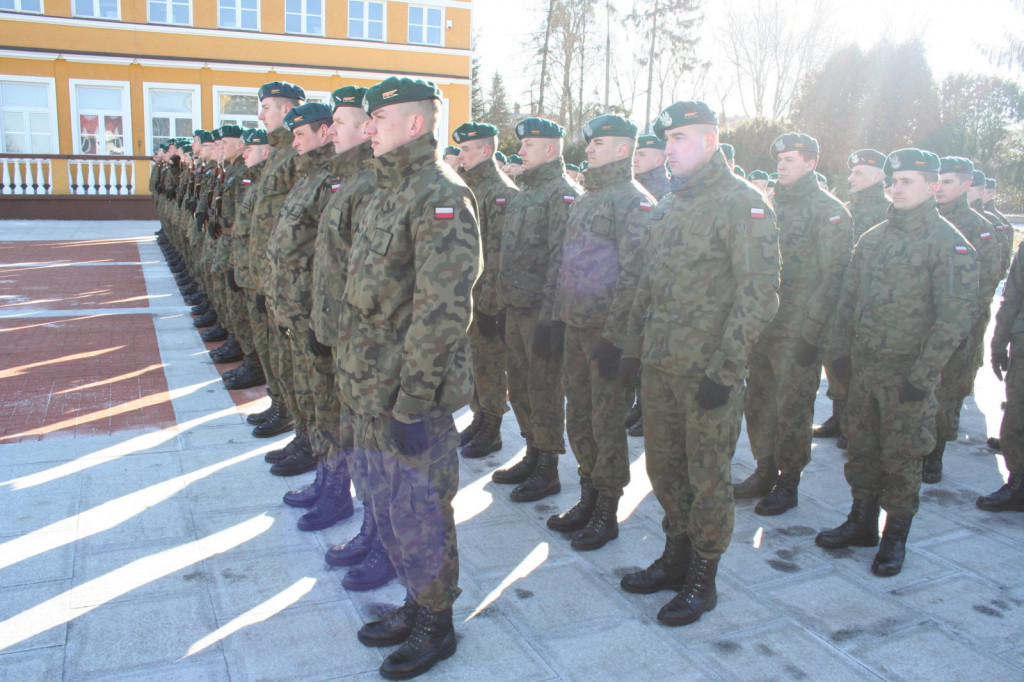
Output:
[766,170,852,345]
[231,160,265,288]
[337,133,481,421]
[847,181,891,241]
[248,127,300,291]
[974,198,1011,272]
[209,156,249,272]
[635,165,673,200]
[266,142,337,330]
[830,198,978,391]
[992,243,1024,354]
[498,158,583,310]
[461,157,519,317]
[187,161,218,247]
[311,140,375,347]
[549,157,654,346]
[623,149,781,385]
[938,194,1003,313]
[984,199,1015,271]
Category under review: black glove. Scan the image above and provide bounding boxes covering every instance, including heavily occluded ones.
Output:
[830,356,852,383]
[308,328,331,357]
[496,312,506,340]
[898,378,927,403]
[992,350,1010,382]
[194,211,207,230]
[594,338,623,380]
[793,337,820,368]
[206,218,220,239]
[389,416,430,456]
[255,293,266,314]
[619,357,641,390]
[226,268,241,292]
[475,312,502,340]
[696,376,731,410]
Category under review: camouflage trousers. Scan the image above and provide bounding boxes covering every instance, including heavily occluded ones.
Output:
[221,280,254,354]
[999,350,1024,474]
[745,335,821,474]
[563,325,631,496]
[468,315,509,417]
[505,306,565,453]
[844,353,938,517]
[244,288,285,406]
[287,320,332,457]
[935,344,972,443]
[965,311,991,391]
[354,412,461,611]
[642,367,743,559]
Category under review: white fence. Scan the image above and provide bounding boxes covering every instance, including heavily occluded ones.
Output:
[66,158,136,195]
[0,157,138,196]
[0,157,52,195]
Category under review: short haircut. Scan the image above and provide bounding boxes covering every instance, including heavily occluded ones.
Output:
[920,171,939,183]
[797,150,818,163]
[406,99,440,128]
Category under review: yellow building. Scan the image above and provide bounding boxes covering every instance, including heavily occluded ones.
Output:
[0,0,472,215]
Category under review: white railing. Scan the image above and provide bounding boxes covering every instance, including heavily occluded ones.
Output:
[67,158,136,195]
[0,157,52,195]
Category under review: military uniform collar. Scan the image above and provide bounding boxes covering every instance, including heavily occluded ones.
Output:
[888,196,938,230]
[584,156,633,190]
[520,157,566,188]
[850,180,886,204]
[636,165,668,186]
[295,142,335,173]
[937,193,970,219]
[773,168,819,202]
[673,147,729,198]
[460,156,502,188]
[268,126,294,149]
[367,133,439,188]
[328,140,373,180]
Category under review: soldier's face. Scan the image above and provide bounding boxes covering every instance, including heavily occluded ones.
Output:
[457,139,491,171]
[984,188,996,202]
[935,173,969,205]
[664,126,715,179]
[366,104,418,157]
[243,144,271,168]
[222,138,244,161]
[518,137,557,170]
[848,165,882,193]
[968,185,984,202]
[443,154,461,170]
[633,148,665,175]
[890,171,937,210]
[329,107,370,154]
[258,98,291,132]
[775,151,816,186]
[585,136,623,169]
[291,122,331,154]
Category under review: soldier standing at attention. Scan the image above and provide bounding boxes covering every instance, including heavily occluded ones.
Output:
[817,149,977,577]
[618,101,780,625]
[970,170,1009,272]
[442,145,461,171]
[984,177,1015,272]
[452,122,519,459]
[736,133,852,516]
[747,170,770,195]
[490,117,582,502]
[339,77,480,679]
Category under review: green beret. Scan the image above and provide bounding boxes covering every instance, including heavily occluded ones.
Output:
[515,117,565,139]
[259,81,305,101]
[986,177,997,189]
[582,114,637,142]
[219,124,244,139]
[453,122,500,143]
[495,151,508,165]
[771,132,819,157]
[331,86,367,110]
[443,145,461,157]
[815,171,827,184]
[242,128,269,145]
[211,128,223,141]
[284,102,334,132]
[565,163,580,173]
[747,169,769,181]
[179,142,193,153]
[720,143,735,160]
[637,134,666,150]
[363,76,441,114]
[733,165,746,178]
[767,179,777,188]
[192,128,206,138]
[157,143,168,151]
[848,149,885,169]
[971,170,987,186]
[883,148,940,176]
[195,130,215,144]
[939,156,974,175]
[769,172,778,180]
[653,101,717,139]
[508,154,523,164]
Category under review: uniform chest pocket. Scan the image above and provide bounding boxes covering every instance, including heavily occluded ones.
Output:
[590,216,615,237]
[370,228,393,256]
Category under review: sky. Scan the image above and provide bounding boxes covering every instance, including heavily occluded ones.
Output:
[469,0,1024,120]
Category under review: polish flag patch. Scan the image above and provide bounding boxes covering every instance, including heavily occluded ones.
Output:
[495,197,507,206]
[955,245,970,255]
[435,206,455,220]
[829,215,843,224]
[639,201,652,211]
[981,232,993,240]
[750,207,765,219]
[331,183,341,193]
[242,178,252,185]
[563,195,576,203]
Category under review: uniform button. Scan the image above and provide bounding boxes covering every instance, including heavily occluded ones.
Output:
[324,307,331,313]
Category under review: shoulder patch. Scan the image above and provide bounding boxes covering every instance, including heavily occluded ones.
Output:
[639,200,653,211]
[495,197,507,206]
[829,215,843,224]
[954,244,970,255]
[434,206,455,220]
[331,182,341,193]
[980,231,992,240]
[242,178,252,185]
[562,195,576,203]
[750,207,765,219]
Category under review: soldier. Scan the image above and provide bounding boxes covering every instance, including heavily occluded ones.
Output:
[565,163,584,183]
[736,133,852,515]
[452,121,519,459]
[979,241,1024,511]
[984,177,1015,272]
[618,101,780,625]
[545,114,653,550]
[720,142,736,170]
[505,153,524,182]
[442,145,461,171]
[490,117,582,502]
[817,148,977,577]
[969,170,1009,271]
[339,77,479,679]
[747,169,770,194]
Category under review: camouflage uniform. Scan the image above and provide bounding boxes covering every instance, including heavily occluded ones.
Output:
[746,170,852,475]
[623,150,781,558]
[498,158,582,452]
[984,199,1015,272]
[991,243,1024,474]
[461,157,518,419]
[219,159,258,355]
[233,161,274,365]
[830,198,977,517]
[847,180,891,241]
[337,133,480,611]
[635,165,673,200]
[205,156,246,336]
[974,198,1011,273]
[550,157,653,497]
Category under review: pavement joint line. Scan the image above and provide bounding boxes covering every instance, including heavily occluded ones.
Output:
[0,261,161,268]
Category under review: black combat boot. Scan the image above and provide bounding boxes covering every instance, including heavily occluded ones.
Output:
[343,535,397,591]
[326,508,376,566]
[491,446,538,484]
[265,431,306,463]
[815,498,880,549]
[976,472,1024,512]
[871,514,912,577]
[193,310,217,328]
[358,598,420,647]
[190,299,211,316]
[180,283,200,298]
[657,548,719,626]
[247,397,282,425]
[270,433,316,476]
[733,460,778,499]
[224,353,266,390]
[379,607,457,680]
[922,440,945,484]
[547,476,597,532]
[571,493,619,551]
[461,412,502,458]
[624,395,642,429]
[296,456,354,530]
[459,411,483,446]
[620,535,691,594]
[251,401,292,437]
[813,400,844,438]
[626,416,644,437]
[754,472,800,516]
[509,450,560,502]
[282,457,324,507]
[184,291,206,307]
[200,322,228,342]
[210,335,243,363]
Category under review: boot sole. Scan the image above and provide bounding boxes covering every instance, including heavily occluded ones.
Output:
[976,501,1024,512]
[379,637,457,680]
[251,421,293,438]
[357,627,413,648]
[509,483,561,503]
[282,494,319,508]
[325,547,371,567]
[871,562,902,577]
[225,376,267,390]
[211,353,244,364]
[620,579,685,595]
[814,536,879,550]
[270,460,317,476]
[297,504,355,531]
[657,594,717,626]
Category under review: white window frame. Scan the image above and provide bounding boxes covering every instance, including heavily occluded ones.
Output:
[148,0,191,26]
[348,0,385,41]
[218,0,259,31]
[69,78,133,156]
[437,97,449,146]
[72,0,120,19]
[284,0,324,36]
[407,5,444,47]
[301,91,331,106]
[0,75,59,154]
[0,0,44,14]
[143,83,201,155]
[213,86,261,131]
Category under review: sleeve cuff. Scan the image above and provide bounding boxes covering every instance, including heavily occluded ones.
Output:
[393,389,433,422]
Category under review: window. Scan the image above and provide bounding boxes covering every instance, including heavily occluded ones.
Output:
[71,81,131,156]
[0,80,57,154]
[145,85,199,154]
[219,0,257,30]
[285,0,322,35]
[73,0,119,18]
[149,0,189,25]
[215,88,260,131]
[408,6,442,46]
[0,1,43,13]
[349,0,384,41]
